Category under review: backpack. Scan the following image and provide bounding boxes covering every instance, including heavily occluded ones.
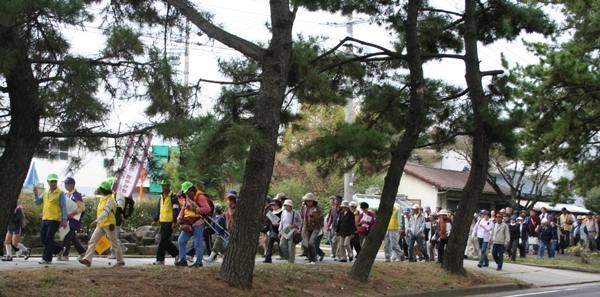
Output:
[15,205,26,228]
[115,195,135,226]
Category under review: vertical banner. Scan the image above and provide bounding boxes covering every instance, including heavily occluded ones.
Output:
[112,134,153,198]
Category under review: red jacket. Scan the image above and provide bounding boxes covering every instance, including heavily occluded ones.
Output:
[528,215,541,236]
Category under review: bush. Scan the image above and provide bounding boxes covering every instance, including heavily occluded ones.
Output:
[18,193,43,236]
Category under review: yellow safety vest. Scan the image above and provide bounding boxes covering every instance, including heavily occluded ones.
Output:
[42,188,63,221]
[388,207,399,230]
[97,194,117,228]
[159,191,174,223]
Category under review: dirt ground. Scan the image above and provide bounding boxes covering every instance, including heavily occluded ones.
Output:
[0,262,512,297]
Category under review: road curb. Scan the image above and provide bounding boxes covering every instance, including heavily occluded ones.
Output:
[520,263,600,274]
[382,282,532,297]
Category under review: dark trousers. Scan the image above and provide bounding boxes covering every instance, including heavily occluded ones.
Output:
[265,233,279,261]
[203,226,212,256]
[437,238,448,264]
[40,220,63,262]
[518,240,527,258]
[560,231,570,252]
[62,227,86,256]
[400,236,408,257]
[492,244,506,270]
[316,233,325,258]
[352,233,362,256]
[509,238,519,260]
[157,222,179,261]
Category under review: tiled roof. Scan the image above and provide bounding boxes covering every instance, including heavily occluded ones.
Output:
[403,164,511,195]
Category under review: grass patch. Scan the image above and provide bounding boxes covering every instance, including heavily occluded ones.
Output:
[0,262,515,297]
[514,255,600,270]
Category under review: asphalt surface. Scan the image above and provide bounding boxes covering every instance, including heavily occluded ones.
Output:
[472,283,600,297]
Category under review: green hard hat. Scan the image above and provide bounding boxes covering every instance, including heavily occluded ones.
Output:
[160,179,172,186]
[98,179,113,191]
[181,181,194,193]
[47,173,59,181]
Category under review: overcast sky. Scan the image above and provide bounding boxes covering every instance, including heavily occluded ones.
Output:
[63,0,548,139]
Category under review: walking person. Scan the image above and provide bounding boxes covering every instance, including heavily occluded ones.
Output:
[571,215,584,246]
[384,204,404,262]
[174,181,212,268]
[262,200,283,263]
[204,204,228,263]
[437,209,451,265]
[300,193,324,265]
[558,208,573,254]
[490,212,510,271]
[357,202,375,248]
[517,217,529,258]
[349,201,361,259]
[527,210,541,254]
[538,218,558,259]
[583,212,598,252]
[78,179,125,267]
[150,179,180,265]
[33,173,68,264]
[59,177,86,261]
[427,212,439,262]
[477,212,493,267]
[334,201,356,263]
[2,204,31,261]
[508,216,520,261]
[279,199,302,263]
[407,204,429,262]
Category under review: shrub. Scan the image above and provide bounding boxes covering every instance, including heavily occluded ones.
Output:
[18,193,43,236]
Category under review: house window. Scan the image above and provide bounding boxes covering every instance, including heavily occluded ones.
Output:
[35,139,69,161]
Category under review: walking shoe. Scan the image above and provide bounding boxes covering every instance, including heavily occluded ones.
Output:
[477,263,482,268]
[154,261,164,265]
[349,257,353,262]
[483,264,489,267]
[339,259,347,262]
[114,261,126,267]
[56,247,66,261]
[175,260,188,267]
[1,256,12,261]
[307,262,315,265]
[204,257,214,263]
[77,253,85,261]
[330,254,335,258]
[319,254,324,262]
[78,259,91,267]
[39,260,52,264]
[59,256,69,261]
[24,249,32,260]
[189,263,203,268]
[262,259,272,263]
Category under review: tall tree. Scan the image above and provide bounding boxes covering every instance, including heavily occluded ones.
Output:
[517,0,600,197]
[0,0,183,239]
[164,0,297,289]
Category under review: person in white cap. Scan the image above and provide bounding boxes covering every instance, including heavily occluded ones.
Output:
[407,204,429,262]
[571,215,584,246]
[538,218,558,259]
[334,201,356,262]
[279,199,302,263]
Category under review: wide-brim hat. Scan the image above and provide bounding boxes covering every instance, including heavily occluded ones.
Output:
[302,193,317,202]
[439,209,448,215]
[98,179,112,191]
[341,201,350,208]
[181,181,194,193]
[411,204,420,210]
[349,201,358,207]
[283,199,294,207]
[541,218,548,224]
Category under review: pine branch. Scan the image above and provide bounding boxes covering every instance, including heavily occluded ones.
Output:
[314,37,406,63]
[165,0,265,61]
[421,8,463,17]
[414,131,473,148]
[441,88,469,101]
[196,77,261,85]
[26,125,156,140]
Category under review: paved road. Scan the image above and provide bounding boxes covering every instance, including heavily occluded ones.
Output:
[463,259,600,287]
[473,283,600,297]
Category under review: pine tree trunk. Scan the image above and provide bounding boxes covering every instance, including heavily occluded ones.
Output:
[349,0,426,283]
[0,27,42,240]
[219,1,295,290]
[441,0,492,275]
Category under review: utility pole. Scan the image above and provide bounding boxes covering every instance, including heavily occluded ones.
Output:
[343,15,355,202]
[183,20,190,87]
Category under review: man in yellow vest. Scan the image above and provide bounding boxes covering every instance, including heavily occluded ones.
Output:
[78,179,125,267]
[33,173,68,264]
[384,204,404,262]
[151,179,180,265]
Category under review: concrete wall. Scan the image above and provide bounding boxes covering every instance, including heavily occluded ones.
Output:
[397,174,440,209]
